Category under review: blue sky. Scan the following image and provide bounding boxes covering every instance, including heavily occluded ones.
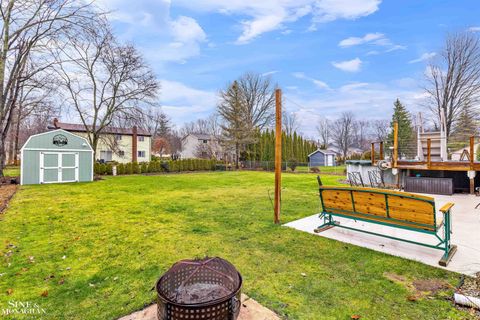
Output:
[98,0,480,137]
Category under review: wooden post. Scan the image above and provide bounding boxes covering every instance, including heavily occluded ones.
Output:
[427,138,431,168]
[379,141,384,160]
[470,136,475,170]
[274,89,282,224]
[393,122,398,168]
[371,143,375,165]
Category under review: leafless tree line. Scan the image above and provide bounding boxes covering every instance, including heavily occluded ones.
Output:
[316,113,390,159]
[425,31,480,139]
[0,0,167,174]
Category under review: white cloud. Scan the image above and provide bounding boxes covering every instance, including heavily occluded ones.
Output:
[261,70,279,76]
[160,80,217,124]
[409,52,436,64]
[283,80,424,137]
[338,32,385,47]
[96,0,207,63]
[176,0,381,44]
[468,26,480,32]
[171,16,206,43]
[292,72,330,89]
[332,58,362,72]
[385,44,407,52]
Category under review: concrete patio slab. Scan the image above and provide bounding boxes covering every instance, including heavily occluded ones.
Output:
[285,193,480,276]
[117,294,280,320]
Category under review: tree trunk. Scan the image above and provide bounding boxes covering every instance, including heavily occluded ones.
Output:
[0,136,7,177]
[235,142,239,169]
[13,108,21,165]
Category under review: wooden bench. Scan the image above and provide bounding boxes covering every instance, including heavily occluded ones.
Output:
[314,186,457,266]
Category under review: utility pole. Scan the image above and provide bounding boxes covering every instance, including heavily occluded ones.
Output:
[274,88,282,224]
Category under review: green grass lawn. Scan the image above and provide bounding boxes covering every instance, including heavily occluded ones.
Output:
[295,165,346,175]
[0,172,471,319]
[3,165,20,177]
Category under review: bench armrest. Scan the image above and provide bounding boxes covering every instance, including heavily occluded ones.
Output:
[439,203,454,213]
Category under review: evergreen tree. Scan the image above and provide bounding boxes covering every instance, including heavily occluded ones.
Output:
[387,99,414,156]
[452,103,478,142]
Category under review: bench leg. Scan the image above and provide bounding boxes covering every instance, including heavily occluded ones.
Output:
[439,245,457,267]
[314,213,335,233]
[438,209,456,267]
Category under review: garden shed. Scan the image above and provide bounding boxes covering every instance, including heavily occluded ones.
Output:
[20,129,93,185]
[308,149,336,167]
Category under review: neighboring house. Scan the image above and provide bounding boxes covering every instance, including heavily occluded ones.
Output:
[328,145,364,157]
[180,133,225,159]
[48,118,151,163]
[308,149,337,167]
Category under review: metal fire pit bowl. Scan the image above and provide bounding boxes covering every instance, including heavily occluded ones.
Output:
[156,257,242,320]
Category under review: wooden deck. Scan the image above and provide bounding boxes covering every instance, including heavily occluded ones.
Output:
[396,160,480,171]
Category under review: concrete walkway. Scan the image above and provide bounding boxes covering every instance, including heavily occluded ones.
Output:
[285,193,480,276]
[118,294,280,320]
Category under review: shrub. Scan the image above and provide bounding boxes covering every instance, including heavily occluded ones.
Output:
[125,162,133,174]
[288,158,298,172]
[106,163,113,175]
[148,162,156,173]
[310,167,320,173]
[132,162,140,174]
[140,162,148,173]
[162,160,172,172]
[117,163,125,175]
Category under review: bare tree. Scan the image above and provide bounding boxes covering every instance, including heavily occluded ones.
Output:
[316,118,330,148]
[425,31,480,137]
[180,114,220,137]
[372,119,390,142]
[237,72,275,130]
[0,0,95,175]
[352,119,371,150]
[283,111,299,135]
[7,66,57,163]
[53,19,159,160]
[331,112,355,159]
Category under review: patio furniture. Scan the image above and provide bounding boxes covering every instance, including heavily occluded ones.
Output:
[348,172,364,187]
[368,170,385,188]
[314,186,457,266]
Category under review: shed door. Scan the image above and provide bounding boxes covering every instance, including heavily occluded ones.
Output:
[327,155,333,166]
[40,152,79,184]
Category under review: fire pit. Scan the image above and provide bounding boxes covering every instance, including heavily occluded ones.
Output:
[156,257,242,320]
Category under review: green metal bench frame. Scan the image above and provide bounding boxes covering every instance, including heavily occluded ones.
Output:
[314,186,457,266]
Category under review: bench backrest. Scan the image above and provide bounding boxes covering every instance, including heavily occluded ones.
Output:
[319,186,437,231]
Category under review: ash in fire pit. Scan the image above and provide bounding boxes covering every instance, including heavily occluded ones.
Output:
[156,257,242,320]
[175,283,231,304]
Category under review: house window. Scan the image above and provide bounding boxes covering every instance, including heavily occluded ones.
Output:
[118,150,125,157]
[100,150,113,162]
[202,139,208,144]
[115,134,122,141]
[138,136,145,142]
[138,150,146,158]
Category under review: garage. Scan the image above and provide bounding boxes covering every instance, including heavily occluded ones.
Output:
[20,129,94,185]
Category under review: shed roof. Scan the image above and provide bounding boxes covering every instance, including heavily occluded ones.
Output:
[308,149,337,157]
[21,129,94,151]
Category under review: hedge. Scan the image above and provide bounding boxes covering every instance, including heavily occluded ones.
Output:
[94,159,219,175]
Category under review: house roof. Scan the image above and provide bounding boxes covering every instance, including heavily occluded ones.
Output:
[48,121,151,136]
[308,149,337,157]
[183,133,216,141]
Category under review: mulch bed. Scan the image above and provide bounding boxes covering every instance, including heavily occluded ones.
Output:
[455,273,480,317]
[0,177,19,214]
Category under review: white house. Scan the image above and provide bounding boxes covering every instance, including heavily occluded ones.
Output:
[48,119,151,163]
[180,133,227,159]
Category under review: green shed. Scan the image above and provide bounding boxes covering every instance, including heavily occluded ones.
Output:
[20,129,93,185]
